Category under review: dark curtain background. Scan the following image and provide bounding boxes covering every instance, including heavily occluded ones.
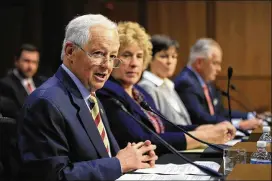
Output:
[0,0,141,78]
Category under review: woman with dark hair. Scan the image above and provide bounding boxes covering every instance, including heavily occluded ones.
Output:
[138,35,191,126]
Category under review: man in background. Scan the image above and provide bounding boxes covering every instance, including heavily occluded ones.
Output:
[174,38,263,131]
[0,44,46,118]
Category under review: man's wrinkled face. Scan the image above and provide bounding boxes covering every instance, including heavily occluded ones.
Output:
[65,25,120,92]
[196,46,222,82]
[15,50,39,78]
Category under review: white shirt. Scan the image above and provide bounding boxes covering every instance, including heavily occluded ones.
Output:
[141,71,192,125]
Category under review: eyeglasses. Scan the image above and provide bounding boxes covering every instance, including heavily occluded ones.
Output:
[73,43,122,68]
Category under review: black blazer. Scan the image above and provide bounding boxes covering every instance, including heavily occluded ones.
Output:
[0,72,46,118]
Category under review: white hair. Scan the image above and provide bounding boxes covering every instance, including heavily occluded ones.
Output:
[60,14,117,60]
[187,38,221,66]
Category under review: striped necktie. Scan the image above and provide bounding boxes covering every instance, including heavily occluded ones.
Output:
[132,88,165,134]
[203,85,215,115]
[89,93,110,155]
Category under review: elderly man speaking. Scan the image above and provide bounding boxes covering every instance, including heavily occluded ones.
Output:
[17,14,157,181]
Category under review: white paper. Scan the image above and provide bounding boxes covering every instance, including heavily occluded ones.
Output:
[117,173,211,180]
[236,130,246,137]
[224,139,241,146]
[134,161,220,175]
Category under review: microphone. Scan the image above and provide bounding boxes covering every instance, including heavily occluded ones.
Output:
[140,101,224,152]
[226,67,250,136]
[227,67,233,122]
[220,90,251,112]
[111,98,223,178]
[230,84,255,112]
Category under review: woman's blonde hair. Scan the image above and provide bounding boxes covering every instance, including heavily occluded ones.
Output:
[117,21,152,69]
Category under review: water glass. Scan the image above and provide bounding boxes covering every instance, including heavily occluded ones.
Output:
[223,148,247,175]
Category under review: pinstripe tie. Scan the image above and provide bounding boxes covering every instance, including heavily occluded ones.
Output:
[89,93,110,155]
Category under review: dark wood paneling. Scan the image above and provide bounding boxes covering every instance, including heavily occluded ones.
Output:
[0,6,25,77]
[102,1,139,23]
[147,1,207,77]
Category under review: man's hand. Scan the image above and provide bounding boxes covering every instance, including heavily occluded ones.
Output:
[116,140,158,173]
[195,124,215,131]
[239,118,263,130]
[217,121,236,140]
[205,121,236,144]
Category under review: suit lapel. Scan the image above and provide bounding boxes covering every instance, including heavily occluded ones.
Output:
[10,74,28,106]
[186,67,214,110]
[55,67,109,158]
[98,100,120,155]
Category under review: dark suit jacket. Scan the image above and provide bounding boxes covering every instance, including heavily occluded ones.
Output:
[17,67,122,181]
[96,77,193,155]
[174,67,248,125]
[0,72,46,118]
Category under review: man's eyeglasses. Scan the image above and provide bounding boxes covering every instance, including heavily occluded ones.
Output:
[73,43,122,68]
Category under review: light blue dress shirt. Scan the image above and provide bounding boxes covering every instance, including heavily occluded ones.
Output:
[61,64,112,156]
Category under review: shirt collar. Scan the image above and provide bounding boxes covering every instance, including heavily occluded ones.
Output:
[163,78,175,90]
[187,66,206,87]
[142,70,175,90]
[142,71,164,87]
[61,64,92,102]
[13,69,34,85]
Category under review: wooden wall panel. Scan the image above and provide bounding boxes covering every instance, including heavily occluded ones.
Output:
[147,1,207,77]
[215,1,271,77]
[103,1,139,23]
[146,0,271,113]
[216,79,271,112]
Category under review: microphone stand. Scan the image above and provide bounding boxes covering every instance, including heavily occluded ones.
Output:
[140,101,224,153]
[111,99,223,178]
[227,67,250,136]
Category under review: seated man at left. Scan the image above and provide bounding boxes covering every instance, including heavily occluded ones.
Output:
[17,14,157,181]
[0,44,47,118]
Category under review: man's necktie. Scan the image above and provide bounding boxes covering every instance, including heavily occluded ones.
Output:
[89,93,110,154]
[27,82,33,93]
[203,85,215,115]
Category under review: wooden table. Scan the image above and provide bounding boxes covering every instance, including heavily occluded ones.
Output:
[226,164,271,180]
[219,138,271,174]
[231,142,271,163]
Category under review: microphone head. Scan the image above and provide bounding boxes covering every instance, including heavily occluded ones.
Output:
[139,101,151,111]
[227,67,233,79]
[230,84,236,90]
[220,90,228,97]
[111,98,128,112]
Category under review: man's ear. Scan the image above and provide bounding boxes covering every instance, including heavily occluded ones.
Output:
[194,57,204,71]
[65,42,75,59]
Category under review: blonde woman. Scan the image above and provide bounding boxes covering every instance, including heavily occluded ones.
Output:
[97,22,235,155]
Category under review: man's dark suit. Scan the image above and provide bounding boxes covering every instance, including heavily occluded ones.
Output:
[17,67,122,181]
[0,72,46,118]
[174,67,248,125]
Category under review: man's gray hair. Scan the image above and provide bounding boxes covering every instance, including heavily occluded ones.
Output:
[60,14,117,60]
[187,38,221,66]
